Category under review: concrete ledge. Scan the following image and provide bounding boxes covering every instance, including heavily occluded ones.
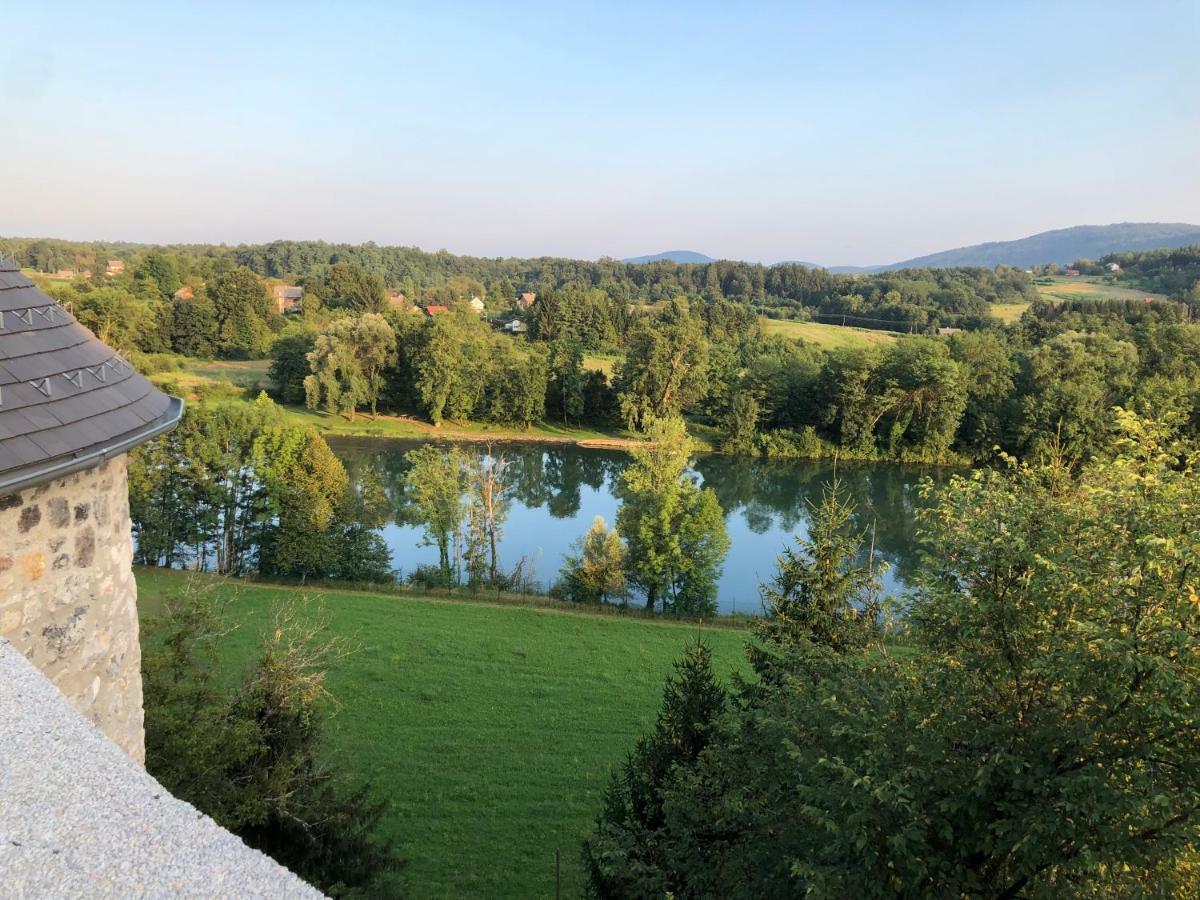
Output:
[0,638,323,899]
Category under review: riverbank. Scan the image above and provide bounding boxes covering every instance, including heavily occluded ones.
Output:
[147,361,966,464]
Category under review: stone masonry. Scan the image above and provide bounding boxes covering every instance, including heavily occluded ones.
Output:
[0,455,144,761]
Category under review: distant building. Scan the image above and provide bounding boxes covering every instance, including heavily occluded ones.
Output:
[105,259,124,276]
[1106,262,1121,272]
[937,326,962,336]
[424,304,449,316]
[1065,268,1081,277]
[503,319,527,334]
[172,286,194,301]
[516,291,536,310]
[387,291,408,308]
[272,285,303,314]
[468,296,485,314]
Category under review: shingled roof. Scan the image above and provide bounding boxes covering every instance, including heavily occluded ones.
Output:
[0,260,183,494]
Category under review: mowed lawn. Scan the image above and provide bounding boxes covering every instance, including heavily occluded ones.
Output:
[135,568,752,899]
[759,316,900,349]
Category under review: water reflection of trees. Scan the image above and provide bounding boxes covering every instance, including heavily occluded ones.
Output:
[332,438,951,592]
[332,439,628,526]
[693,455,950,587]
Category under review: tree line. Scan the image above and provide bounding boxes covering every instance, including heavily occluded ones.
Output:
[6,235,1038,336]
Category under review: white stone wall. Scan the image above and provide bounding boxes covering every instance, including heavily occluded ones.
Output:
[0,456,144,762]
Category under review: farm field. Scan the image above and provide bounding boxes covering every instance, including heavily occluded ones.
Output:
[135,567,752,899]
[990,302,1030,323]
[1034,275,1168,303]
[759,316,901,349]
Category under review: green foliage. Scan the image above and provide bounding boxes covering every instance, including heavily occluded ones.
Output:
[614,300,710,430]
[616,417,730,614]
[610,412,1200,898]
[546,337,587,424]
[582,641,726,898]
[170,295,218,357]
[207,266,279,358]
[304,313,397,419]
[752,477,884,671]
[401,445,467,583]
[129,398,391,582]
[268,324,318,405]
[307,261,388,313]
[556,516,628,604]
[142,581,404,897]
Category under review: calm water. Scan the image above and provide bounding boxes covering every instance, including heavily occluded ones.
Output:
[332,438,948,615]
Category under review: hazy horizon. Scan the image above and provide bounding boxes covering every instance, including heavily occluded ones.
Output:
[3,2,1198,265]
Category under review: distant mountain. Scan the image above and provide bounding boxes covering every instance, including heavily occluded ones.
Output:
[774,259,824,269]
[874,223,1200,271]
[623,250,714,264]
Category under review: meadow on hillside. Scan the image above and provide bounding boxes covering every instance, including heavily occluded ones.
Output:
[136,568,752,899]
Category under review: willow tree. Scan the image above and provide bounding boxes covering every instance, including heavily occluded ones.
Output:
[304,313,396,419]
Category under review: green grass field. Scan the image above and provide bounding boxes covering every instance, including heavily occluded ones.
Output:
[759,316,900,349]
[1034,276,1167,304]
[135,568,752,898]
[990,302,1030,323]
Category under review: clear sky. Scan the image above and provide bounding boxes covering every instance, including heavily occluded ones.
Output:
[2,1,1197,265]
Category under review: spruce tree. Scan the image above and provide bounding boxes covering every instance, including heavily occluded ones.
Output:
[582,640,726,898]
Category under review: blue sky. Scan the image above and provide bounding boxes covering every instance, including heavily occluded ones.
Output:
[2,1,1197,264]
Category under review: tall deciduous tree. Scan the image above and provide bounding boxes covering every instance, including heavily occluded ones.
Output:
[305,314,397,419]
[614,300,709,431]
[402,445,467,584]
[616,417,729,614]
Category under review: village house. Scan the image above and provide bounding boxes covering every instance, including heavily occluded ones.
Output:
[172,286,194,301]
[272,284,303,314]
[1065,267,1081,277]
[424,304,449,316]
[105,259,124,276]
[0,258,319,896]
[503,318,527,334]
[516,291,536,310]
[387,290,408,309]
[468,296,485,314]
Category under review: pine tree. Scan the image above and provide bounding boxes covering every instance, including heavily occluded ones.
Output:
[752,476,884,673]
[582,640,726,899]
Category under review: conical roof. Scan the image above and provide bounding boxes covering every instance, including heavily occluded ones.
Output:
[0,260,183,494]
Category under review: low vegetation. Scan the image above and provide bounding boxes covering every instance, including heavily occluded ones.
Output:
[136,568,751,899]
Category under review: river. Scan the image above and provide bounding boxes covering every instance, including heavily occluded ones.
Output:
[332,438,950,615]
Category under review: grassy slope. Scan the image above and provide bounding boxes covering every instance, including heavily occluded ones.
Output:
[759,316,900,349]
[1034,275,1168,303]
[136,568,751,899]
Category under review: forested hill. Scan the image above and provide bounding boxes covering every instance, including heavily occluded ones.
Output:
[874,222,1200,271]
[623,250,714,264]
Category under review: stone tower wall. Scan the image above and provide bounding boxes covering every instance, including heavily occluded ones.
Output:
[0,456,144,762]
